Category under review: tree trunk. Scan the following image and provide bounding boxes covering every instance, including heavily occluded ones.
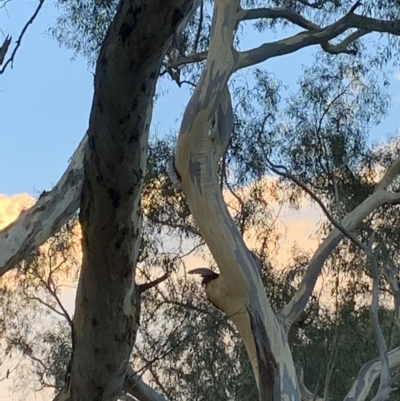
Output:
[56,1,198,400]
[175,1,299,399]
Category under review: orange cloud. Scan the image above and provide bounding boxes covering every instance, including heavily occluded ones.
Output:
[0,193,35,230]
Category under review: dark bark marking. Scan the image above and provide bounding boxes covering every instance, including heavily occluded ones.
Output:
[92,318,98,326]
[149,70,157,79]
[138,168,144,182]
[94,347,100,354]
[131,98,138,111]
[107,188,121,209]
[215,94,233,147]
[122,264,132,278]
[96,174,104,185]
[141,83,146,92]
[233,244,266,314]
[115,238,122,249]
[172,7,184,27]
[119,23,134,42]
[173,157,182,182]
[205,153,213,181]
[53,214,68,233]
[188,157,202,195]
[100,56,107,69]
[132,5,142,21]
[118,113,131,125]
[106,363,114,371]
[128,131,140,144]
[32,205,45,214]
[97,100,104,114]
[248,307,280,401]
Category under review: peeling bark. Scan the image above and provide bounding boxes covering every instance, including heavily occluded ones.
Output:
[55,1,198,400]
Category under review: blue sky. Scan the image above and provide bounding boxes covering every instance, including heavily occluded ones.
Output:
[1,1,400,196]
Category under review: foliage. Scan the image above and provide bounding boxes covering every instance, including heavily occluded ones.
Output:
[0,221,78,396]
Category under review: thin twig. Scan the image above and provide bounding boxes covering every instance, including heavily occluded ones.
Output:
[263,155,365,250]
[0,0,46,74]
[193,1,203,53]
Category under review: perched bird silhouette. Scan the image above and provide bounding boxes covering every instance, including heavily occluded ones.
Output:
[189,268,219,286]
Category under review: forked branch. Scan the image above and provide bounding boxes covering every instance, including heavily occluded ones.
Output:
[237,13,392,69]
[281,155,400,329]
[123,366,169,401]
[344,347,400,401]
[295,362,323,401]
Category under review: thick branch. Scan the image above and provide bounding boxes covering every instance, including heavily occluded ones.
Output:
[55,367,170,401]
[236,13,400,70]
[322,29,368,54]
[375,155,400,191]
[281,155,400,329]
[168,12,400,72]
[237,7,319,30]
[367,245,391,401]
[237,7,367,55]
[344,347,400,401]
[124,366,169,401]
[166,51,207,69]
[0,134,86,276]
[383,264,400,326]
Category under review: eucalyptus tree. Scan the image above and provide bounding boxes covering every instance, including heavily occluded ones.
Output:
[171,3,400,401]
[2,1,400,401]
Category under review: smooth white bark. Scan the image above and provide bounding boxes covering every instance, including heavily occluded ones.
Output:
[0,135,87,276]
